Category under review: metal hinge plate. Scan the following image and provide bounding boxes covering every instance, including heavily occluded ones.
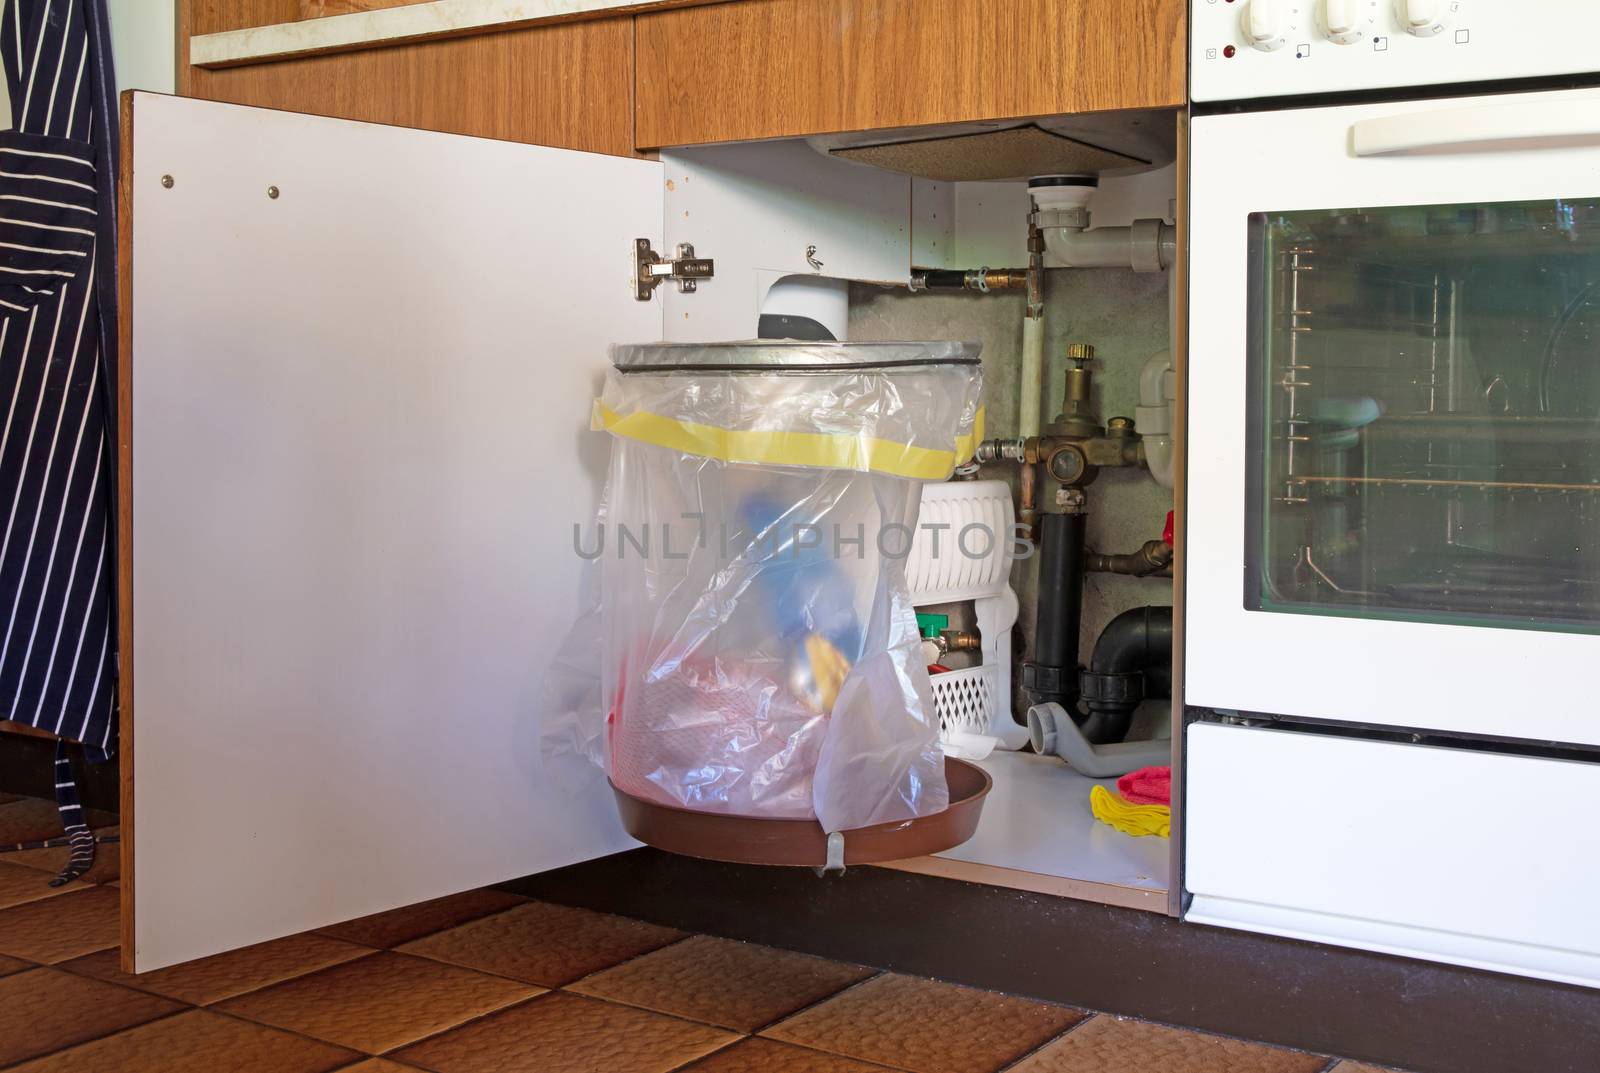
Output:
[634,238,714,300]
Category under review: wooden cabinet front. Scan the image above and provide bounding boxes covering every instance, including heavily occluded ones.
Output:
[183,7,639,157]
[634,0,1186,148]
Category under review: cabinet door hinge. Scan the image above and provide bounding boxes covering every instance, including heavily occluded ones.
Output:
[634,238,714,300]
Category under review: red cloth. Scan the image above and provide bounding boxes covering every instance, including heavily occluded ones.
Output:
[1117,765,1171,806]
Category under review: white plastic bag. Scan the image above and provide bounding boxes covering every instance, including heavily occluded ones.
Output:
[551,341,983,834]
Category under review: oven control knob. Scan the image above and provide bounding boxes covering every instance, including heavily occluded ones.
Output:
[1322,0,1371,43]
[1242,0,1292,51]
[1398,0,1447,36]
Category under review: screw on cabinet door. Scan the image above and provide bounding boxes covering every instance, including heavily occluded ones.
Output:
[160,174,174,188]
[267,185,280,199]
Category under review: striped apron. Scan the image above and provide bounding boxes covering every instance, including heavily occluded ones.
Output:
[0,0,118,884]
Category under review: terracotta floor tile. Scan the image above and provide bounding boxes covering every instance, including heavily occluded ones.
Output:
[399,900,684,987]
[7,1008,358,1073]
[0,967,184,1066]
[1009,1016,1330,1073]
[8,825,121,884]
[0,885,118,962]
[681,1037,897,1072]
[315,888,528,948]
[217,950,539,1053]
[764,972,1085,1073]
[395,991,737,1073]
[0,797,116,842]
[0,952,31,976]
[0,798,66,844]
[63,930,372,1004]
[0,859,71,909]
[570,935,876,1031]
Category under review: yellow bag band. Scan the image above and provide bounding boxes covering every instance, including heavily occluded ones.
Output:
[592,403,985,481]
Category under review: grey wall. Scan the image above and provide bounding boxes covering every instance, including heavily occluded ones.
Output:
[850,268,1173,724]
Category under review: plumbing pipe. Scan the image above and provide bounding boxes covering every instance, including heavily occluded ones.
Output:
[1039,216,1177,272]
[1026,701,1173,778]
[1020,316,1045,440]
[1029,174,1174,273]
[1086,539,1173,577]
[909,267,1029,291]
[1017,458,1038,543]
[1136,350,1177,490]
[1020,510,1085,710]
[1078,606,1174,745]
[1019,221,1047,439]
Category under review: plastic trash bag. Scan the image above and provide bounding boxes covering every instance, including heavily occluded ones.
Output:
[546,341,983,834]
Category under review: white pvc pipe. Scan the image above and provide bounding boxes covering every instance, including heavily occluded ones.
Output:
[1020,314,1045,439]
[1126,265,1182,491]
[1042,219,1177,272]
[1144,435,1177,491]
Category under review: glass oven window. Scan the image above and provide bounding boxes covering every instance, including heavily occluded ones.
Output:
[1247,198,1600,633]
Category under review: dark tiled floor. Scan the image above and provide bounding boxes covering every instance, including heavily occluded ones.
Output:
[0,796,1412,1073]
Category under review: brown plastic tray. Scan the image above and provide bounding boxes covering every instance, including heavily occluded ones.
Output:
[610,757,992,867]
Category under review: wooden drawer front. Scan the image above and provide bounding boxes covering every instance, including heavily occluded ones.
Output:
[635,0,1186,148]
[187,17,638,157]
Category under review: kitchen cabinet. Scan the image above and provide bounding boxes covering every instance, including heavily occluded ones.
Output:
[634,0,1186,148]
[126,87,1143,972]
[179,0,1185,156]
[119,82,1186,972]
[181,5,641,156]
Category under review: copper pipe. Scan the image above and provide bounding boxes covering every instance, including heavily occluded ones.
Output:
[1019,462,1038,542]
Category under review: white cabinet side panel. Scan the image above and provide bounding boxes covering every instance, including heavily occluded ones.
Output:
[130,94,661,970]
[1186,723,1600,987]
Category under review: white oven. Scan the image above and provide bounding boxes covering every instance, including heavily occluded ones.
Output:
[1185,0,1600,987]
[1189,83,1600,744]
[1188,0,1600,745]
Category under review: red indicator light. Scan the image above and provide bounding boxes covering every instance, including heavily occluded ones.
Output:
[1223,44,1237,57]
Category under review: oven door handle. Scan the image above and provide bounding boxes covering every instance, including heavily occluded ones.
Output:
[1352,98,1600,156]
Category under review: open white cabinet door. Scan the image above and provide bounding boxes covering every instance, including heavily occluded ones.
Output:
[122,93,663,970]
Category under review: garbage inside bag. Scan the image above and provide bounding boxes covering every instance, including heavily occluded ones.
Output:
[545,341,984,834]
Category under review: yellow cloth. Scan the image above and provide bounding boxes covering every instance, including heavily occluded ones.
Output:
[1090,784,1171,839]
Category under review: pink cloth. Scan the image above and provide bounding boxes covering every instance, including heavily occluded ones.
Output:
[1117,766,1171,807]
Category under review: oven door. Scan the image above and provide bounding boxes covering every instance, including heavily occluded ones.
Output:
[1188,85,1600,746]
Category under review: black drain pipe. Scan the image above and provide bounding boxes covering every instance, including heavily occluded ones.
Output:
[1078,605,1173,745]
[1021,510,1086,717]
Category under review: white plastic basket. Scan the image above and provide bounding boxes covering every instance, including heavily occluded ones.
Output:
[929,664,997,739]
[908,480,1026,750]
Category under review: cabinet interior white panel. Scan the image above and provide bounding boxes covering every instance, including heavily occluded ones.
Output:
[660,140,913,341]
[1186,722,1600,988]
[128,93,662,970]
